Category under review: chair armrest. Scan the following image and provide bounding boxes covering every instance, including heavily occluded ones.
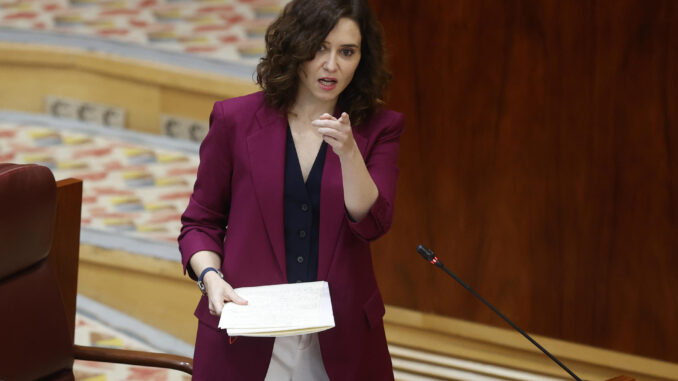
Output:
[73,344,193,374]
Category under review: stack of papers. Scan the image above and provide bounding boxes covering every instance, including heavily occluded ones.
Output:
[218,281,335,337]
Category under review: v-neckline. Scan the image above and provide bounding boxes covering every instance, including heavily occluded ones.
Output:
[287,126,327,186]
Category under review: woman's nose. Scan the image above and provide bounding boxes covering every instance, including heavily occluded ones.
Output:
[323,53,338,72]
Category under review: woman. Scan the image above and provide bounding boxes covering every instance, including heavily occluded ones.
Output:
[179,0,404,379]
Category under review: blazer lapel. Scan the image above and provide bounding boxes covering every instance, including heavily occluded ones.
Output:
[248,107,287,279]
[318,130,369,280]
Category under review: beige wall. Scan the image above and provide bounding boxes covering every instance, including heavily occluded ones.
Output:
[0,42,258,134]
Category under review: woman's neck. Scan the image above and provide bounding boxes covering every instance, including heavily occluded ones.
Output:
[288,95,337,125]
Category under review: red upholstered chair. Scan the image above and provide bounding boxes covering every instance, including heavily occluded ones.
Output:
[0,163,192,380]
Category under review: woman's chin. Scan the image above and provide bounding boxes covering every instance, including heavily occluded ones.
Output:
[311,91,340,103]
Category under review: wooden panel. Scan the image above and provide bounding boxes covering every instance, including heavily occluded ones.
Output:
[384,306,678,381]
[0,42,258,133]
[78,245,199,344]
[369,0,678,363]
[160,87,217,122]
[49,178,83,341]
[74,248,678,380]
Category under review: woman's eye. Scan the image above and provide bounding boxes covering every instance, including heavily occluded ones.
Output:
[318,45,327,52]
[341,49,354,56]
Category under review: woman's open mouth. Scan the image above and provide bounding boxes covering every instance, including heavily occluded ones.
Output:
[318,78,338,91]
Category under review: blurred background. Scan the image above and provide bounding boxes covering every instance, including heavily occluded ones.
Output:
[1,0,676,380]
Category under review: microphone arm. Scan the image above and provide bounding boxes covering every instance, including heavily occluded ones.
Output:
[416,244,582,381]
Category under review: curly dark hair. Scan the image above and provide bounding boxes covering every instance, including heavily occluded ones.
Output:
[256,0,391,126]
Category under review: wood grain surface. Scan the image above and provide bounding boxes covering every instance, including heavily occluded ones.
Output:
[368,0,678,363]
[49,178,83,342]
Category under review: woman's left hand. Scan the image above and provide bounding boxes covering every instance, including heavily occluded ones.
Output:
[313,112,358,159]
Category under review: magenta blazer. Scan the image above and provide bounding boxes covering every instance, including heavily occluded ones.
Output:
[179,92,404,380]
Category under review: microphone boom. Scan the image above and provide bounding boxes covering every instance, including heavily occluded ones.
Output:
[416,244,582,381]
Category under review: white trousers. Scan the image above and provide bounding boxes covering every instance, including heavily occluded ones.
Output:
[264,333,330,381]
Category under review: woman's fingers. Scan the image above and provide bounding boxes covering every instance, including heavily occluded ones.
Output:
[313,113,350,134]
[313,113,357,157]
[316,112,348,123]
[316,126,343,140]
[226,289,248,305]
[221,281,247,305]
[312,119,342,129]
[206,279,248,315]
[318,113,336,121]
[208,294,224,316]
[339,112,350,125]
[314,121,349,140]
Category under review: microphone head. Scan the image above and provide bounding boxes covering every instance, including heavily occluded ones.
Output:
[416,244,436,262]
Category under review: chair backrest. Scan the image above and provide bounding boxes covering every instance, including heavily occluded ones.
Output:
[0,163,75,381]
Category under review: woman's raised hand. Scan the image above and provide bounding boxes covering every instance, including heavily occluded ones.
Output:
[203,272,248,316]
[313,112,358,158]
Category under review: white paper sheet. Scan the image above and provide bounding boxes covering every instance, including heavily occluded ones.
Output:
[218,281,335,337]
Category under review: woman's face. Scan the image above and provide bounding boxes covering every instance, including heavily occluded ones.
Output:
[297,17,362,105]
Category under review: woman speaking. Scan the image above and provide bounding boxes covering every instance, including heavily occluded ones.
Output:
[179,0,404,379]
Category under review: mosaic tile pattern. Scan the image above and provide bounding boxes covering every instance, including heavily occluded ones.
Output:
[0,0,288,64]
[74,313,191,380]
[0,121,199,244]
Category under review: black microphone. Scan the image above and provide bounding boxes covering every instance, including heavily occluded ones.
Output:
[416,244,583,381]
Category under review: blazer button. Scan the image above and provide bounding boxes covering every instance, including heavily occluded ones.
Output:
[297,256,304,263]
[301,203,309,212]
[298,230,307,238]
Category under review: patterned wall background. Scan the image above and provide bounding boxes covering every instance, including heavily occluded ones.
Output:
[0,121,199,245]
[0,0,289,64]
[74,313,190,380]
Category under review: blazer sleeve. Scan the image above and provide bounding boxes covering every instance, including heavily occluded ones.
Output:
[346,112,405,242]
[178,102,233,280]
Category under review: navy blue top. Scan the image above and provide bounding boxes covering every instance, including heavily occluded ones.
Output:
[284,126,327,283]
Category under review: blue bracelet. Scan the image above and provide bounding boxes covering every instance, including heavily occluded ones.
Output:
[198,267,220,283]
[197,267,223,295]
